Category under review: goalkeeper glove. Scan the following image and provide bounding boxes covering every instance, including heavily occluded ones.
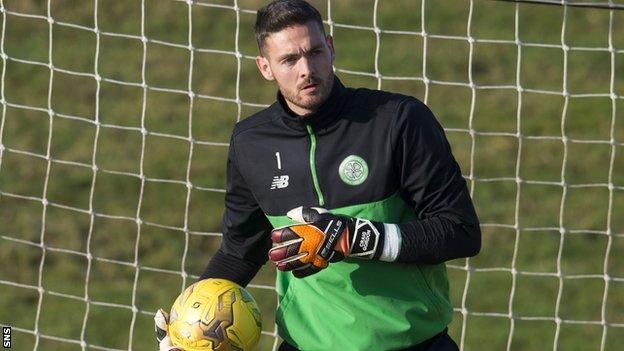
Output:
[269,206,399,278]
[154,309,182,351]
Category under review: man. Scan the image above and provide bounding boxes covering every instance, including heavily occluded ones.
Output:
[157,0,481,350]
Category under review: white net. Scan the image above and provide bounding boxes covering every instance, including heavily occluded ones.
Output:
[0,0,623,350]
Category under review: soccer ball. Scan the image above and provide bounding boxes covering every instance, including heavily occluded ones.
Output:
[168,279,262,351]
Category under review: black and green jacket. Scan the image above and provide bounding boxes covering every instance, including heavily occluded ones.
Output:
[202,77,480,351]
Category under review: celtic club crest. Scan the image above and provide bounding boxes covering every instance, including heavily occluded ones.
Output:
[339,155,369,186]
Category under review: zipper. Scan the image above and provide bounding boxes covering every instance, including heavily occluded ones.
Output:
[306,125,325,206]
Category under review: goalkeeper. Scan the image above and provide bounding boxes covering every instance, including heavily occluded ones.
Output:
[158,0,481,350]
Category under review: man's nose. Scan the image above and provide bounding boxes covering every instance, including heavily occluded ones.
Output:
[298,57,314,78]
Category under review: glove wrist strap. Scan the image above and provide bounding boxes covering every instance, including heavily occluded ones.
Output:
[346,219,386,260]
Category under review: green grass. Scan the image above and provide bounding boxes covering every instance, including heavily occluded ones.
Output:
[1,0,623,350]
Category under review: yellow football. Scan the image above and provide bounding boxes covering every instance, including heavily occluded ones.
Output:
[168,279,262,351]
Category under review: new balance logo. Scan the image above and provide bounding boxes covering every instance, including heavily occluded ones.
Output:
[270,175,289,189]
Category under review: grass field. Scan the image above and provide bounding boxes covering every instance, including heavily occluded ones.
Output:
[0,0,623,350]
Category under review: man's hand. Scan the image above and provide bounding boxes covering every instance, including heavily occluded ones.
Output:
[268,207,385,278]
[154,309,182,351]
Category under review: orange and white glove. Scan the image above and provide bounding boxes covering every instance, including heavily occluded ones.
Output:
[268,207,393,278]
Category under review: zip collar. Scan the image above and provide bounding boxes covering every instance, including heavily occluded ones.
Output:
[274,76,350,132]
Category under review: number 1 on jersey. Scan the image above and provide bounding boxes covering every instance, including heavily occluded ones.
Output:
[275,152,282,170]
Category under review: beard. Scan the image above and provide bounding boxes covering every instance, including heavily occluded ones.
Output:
[279,74,334,114]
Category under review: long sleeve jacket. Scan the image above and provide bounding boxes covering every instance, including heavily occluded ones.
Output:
[202,77,480,350]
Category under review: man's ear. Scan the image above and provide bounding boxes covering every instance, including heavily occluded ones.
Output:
[255,55,275,81]
[326,35,335,62]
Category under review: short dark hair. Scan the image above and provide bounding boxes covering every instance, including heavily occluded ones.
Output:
[255,0,325,54]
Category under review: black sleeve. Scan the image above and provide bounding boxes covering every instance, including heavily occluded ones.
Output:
[199,133,273,287]
[392,97,481,264]
[200,249,261,287]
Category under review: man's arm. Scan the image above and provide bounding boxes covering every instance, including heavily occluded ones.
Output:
[391,97,480,264]
[155,135,271,349]
[200,247,263,287]
[200,134,273,287]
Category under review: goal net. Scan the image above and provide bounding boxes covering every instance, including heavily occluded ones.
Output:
[0,0,622,350]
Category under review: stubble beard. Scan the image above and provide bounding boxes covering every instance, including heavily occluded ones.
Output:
[280,74,334,114]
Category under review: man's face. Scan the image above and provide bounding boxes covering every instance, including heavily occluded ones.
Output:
[255,22,335,116]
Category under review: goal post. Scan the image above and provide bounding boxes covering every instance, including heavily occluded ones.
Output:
[0,0,622,350]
